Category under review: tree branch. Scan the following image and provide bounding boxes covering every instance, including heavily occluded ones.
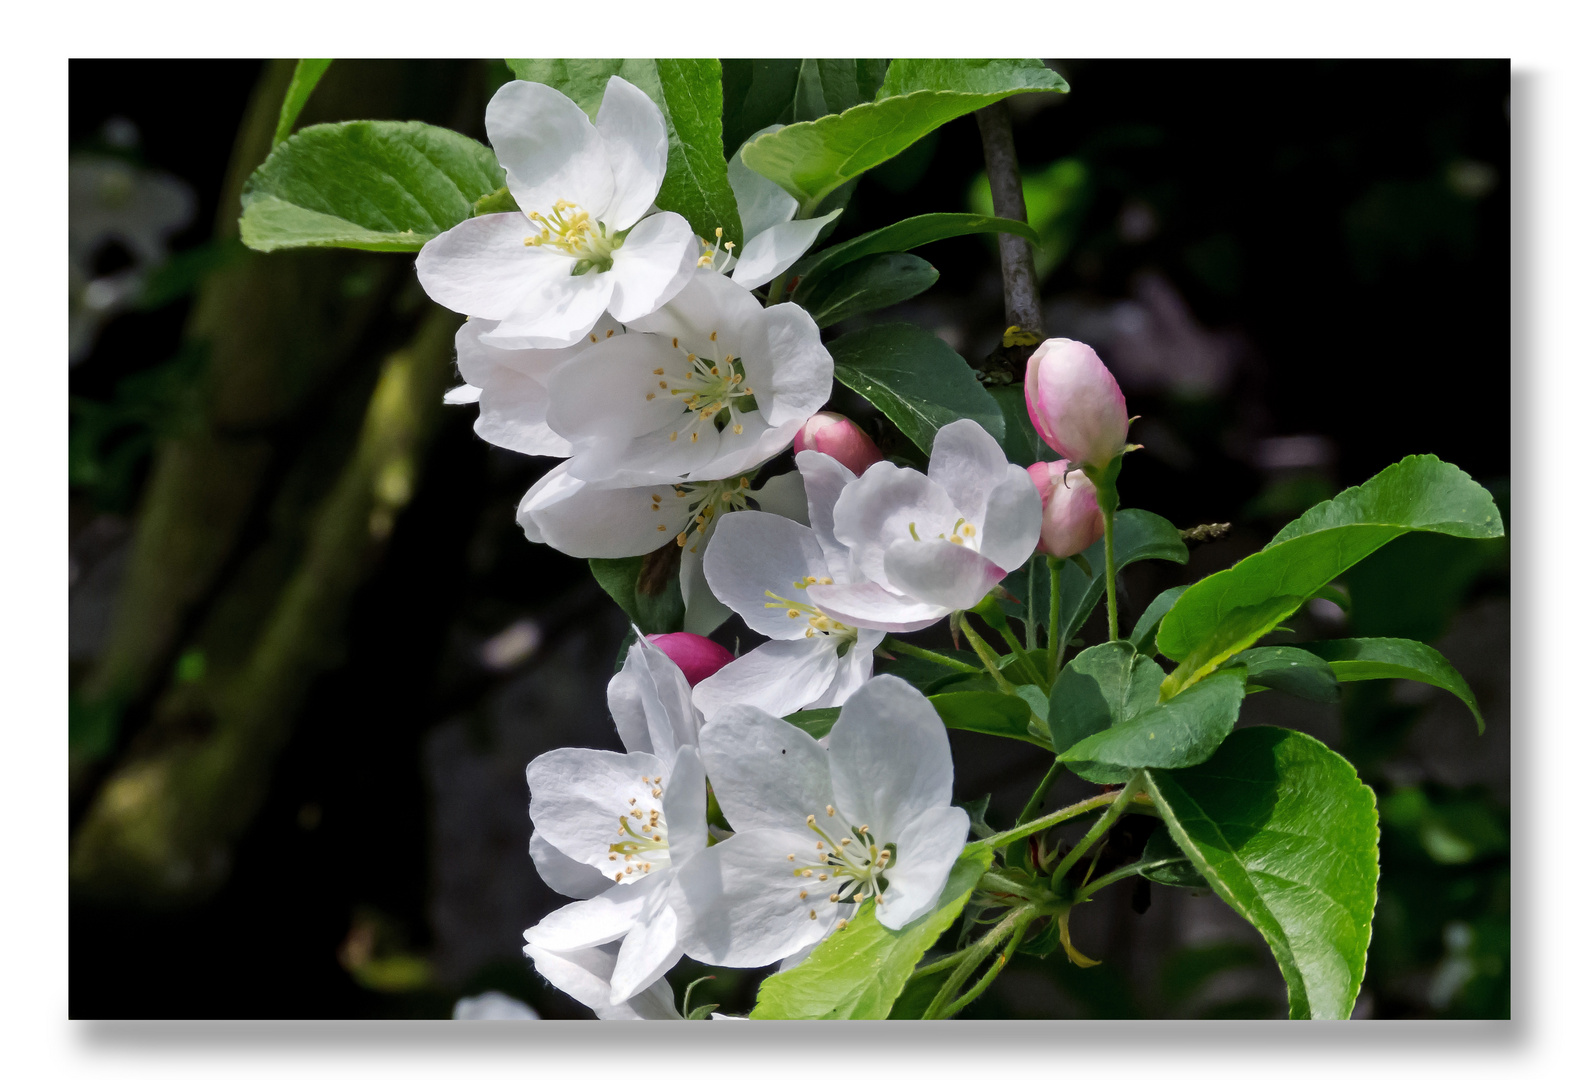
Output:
[974,102,1042,336]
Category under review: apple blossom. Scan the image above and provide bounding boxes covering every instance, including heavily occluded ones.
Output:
[522,638,708,1002]
[1026,459,1105,558]
[693,451,884,717]
[671,676,970,968]
[1023,338,1130,468]
[440,314,633,456]
[695,126,841,291]
[516,460,808,636]
[415,77,697,349]
[794,411,883,477]
[804,419,1042,632]
[647,632,734,686]
[544,270,832,486]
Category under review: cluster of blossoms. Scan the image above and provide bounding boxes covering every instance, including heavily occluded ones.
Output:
[420,76,1132,1018]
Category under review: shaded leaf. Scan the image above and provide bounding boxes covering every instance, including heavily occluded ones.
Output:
[1299,637,1485,732]
[793,252,938,327]
[1059,669,1247,782]
[587,556,683,634]
[272,59,332,148]
[1237,646,1340,704]
[794,212,1039,289]
[928,691,1049,748]
[826,323,1004,453]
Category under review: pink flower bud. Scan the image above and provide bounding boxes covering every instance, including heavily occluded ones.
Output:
[1023,339,1129,468]
[1026,460,1105,559]
[793,412,883,477]
[647,632,734,686]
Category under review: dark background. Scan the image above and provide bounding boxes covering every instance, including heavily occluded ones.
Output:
[68,60,1509,1019]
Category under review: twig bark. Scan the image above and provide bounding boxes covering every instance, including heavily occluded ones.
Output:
[974,102,1042,336]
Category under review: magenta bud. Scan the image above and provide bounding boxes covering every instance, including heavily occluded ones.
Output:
[1026,460,1105,559]
[793,412,883,477]
[1023,339,1129,468]
[647,632,734,686]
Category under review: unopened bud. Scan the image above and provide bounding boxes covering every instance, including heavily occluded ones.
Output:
[793,412,883,476]
[1026,460,1105,558]
[1023,339,1129,468]
[647,632,734,686]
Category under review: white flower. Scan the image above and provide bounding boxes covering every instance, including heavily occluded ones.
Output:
[416,77,697,349]
[516,466,809,636]
[522,639,708,1003]
[671,675,970,969]
[440,315,631,456]
[543,270,832,486]
[697,126,841,291]
[521,942,683,1020]
[807,419,1043,632]
[693,451,884,717]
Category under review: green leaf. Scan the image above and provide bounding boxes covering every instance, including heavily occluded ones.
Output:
[504,58,742,243]
[239,121,505,252]
[272,59,333,148]
[1299,637,1486,733]
[654,59,744,244]
[1131,585,1187,657]
[1059,669,1247,780]
[587,556,684,634]
[784,706,840,740]
[1142,726,1380,1020]
[826,323,1004,453]
[720,59,800,156]
[928,691,1049,748]
[793,212,1040,290]
[792,252,938,326]
[740,59,1068,212]
[1156,456,1503,698]
[794,59,867,122]
[1139,826,1208,889]
[749,844,991,1019]
[1045,641,1164,754]
[1237,646,1340,704]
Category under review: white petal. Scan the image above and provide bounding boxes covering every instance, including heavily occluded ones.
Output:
[679,541,732,636]
[595,76,668,232]
[626,268,761,362]
[669,829,843,967]
[730,211,840,291]
[524,883,648,951]
[529,832,613,900]
[609,894,683,1004]
[444,383,482,404]
[795,451,857,579]
[831,462,960,590]
[483,268,616,351]
[457,315,592,386]
[516,470,687,558]
[663,745,711,866]
[877,804,970,930]
[546,331,687,445]
[692,637,841,719]
[746,301,834,427]
[525,747,667,873]
[415,213,564,321]
[804,630,883,710]
[523,941,682,1020]
[828,676,956,844]
[883,538,1007,612]
[805,581,950,633]
[683,410,796,484]
[978,466,1045,573]
[753,469,810,524]
[928,418,1013,525]
[698,706,832,833]
[728,127,797,241]
[611,637,701,763]
[487,80,614,220]
[475,378,570,456]
[702,511,830,639]
[605,212,699,323]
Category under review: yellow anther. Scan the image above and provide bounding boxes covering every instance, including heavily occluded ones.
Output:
[690,432,699,443]
[669,432,678,442]
[672,337,679,348]
[590,333,598,343]
[733,424,743,434]
[646,393,656,401]
[818,873,828,881]
[806,814,816,827]
[653,368,664,376]
[827,806,836,817]
[709,331,718,342]
[786,854,795,861]
[652,494,661,502]
[837,919,848,930]
[809,910,818,921]
[799,890,808,900]
[656,525,666,532]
